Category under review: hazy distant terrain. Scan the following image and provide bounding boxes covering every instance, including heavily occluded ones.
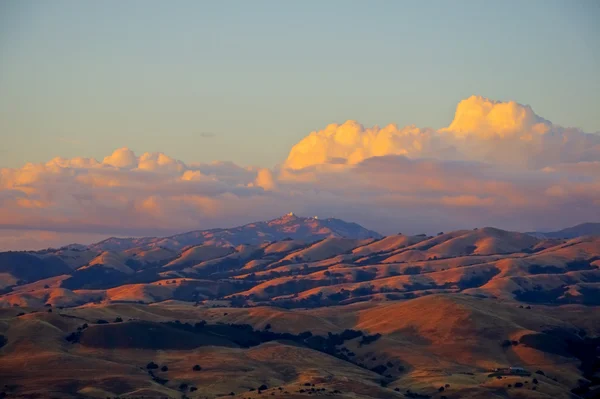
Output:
[529,223,600,239]
[87,213,382,252]
[1,216,599,398]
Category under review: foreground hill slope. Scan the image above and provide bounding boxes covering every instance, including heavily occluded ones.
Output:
[1,294,598,398]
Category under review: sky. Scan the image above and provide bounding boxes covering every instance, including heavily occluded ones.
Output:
[1,0,599,168]
[0,1,599,250]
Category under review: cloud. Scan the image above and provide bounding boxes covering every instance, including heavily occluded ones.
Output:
[440,95,551,138]
[0,96,599,250]
[284,95,600,169]
[253,168,276,191]
[102,147,138,169]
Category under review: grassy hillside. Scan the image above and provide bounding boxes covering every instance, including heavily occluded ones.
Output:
[1,226,599,398]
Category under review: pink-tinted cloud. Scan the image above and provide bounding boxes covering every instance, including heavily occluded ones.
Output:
[0,96,598,250]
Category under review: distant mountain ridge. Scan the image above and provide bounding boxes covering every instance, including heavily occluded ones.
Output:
[2,224,599,309]
[528,222,600,239]
[88,213,383,251]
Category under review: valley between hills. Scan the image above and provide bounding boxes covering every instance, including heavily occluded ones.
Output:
[1,214,599,399]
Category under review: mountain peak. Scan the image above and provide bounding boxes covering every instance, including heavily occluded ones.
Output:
[88,214,382,251]
[273,212,321,222]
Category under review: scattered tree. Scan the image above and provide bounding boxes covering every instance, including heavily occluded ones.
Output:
[146,362,159,370]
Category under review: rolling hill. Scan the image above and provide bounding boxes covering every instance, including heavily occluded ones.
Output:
[0,218,599,398]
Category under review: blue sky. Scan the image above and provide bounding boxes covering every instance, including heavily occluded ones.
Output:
[1,0,599,168]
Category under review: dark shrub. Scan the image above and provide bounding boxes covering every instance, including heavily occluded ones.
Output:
[264,323,271,330]
[359,333,381,346]
[258,384,268,390]
[179,383,188,390]
[65,331,81,343]
[501,339,512,347]
[370,365,387,374]
[192,364,201,371]
[146,362,159,369]
[0,335,6,348]
[190,387,197,392]
[114,317,123,323]
[532,378,538,384]
[438,386,444,392]
[96,319,108,324]
[150,373,168,385]
[161,365,168,372]
[515,382,523,388]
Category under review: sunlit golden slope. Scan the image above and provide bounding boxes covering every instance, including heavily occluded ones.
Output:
[80,251,134,274]
[163,245,234,269]
[279,237,373,263]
